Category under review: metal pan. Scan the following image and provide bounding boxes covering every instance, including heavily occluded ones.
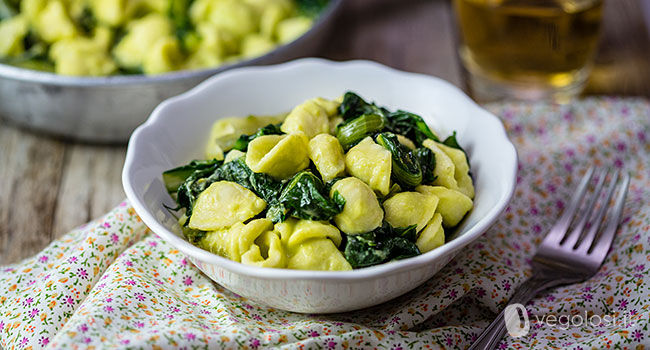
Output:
[0,0,342,143]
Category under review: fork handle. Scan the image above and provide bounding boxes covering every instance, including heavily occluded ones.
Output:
[468,275,581,350]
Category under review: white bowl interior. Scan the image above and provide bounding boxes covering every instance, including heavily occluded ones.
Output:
[123,58,517,311]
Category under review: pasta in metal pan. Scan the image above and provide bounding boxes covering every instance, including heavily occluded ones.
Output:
[162,91,475,270]
[0,0,328,75]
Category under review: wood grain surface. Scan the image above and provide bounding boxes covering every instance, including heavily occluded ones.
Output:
[1,0,649,265]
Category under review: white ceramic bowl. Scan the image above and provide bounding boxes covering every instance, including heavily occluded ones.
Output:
[122,58,517,313]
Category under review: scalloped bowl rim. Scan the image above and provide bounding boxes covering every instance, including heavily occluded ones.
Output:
[122,58,517,281]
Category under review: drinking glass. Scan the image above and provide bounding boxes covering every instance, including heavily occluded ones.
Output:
[453,0,604,102]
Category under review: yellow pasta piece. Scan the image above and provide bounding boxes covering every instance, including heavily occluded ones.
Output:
[275,219,342,249]
[246,133,310,179]
[224,149,246,163]
[287,238,352,271]
[437,143,474,199]
[281,99,330,138]
[241,34,275,58]
[35,0,77,43]
[0,16,29,57]
[189,181,267,231]
[308,134,345,183]
[204,142,224,161]
[206,115,285,151]
[21,0,46,23]
[330,177,383,234]
[201,219,282,267]
[49,27,117,76]
[241,230,287,268]
[423,139,474,198]
[143,36,184,75]
[113,13,172,69]
[329,116,343,135]
[91,0,128,26]
[383,191,439,232]
[206,0,257,38]
[416,213,445,253]
[198,226,230,257]
[277,16,312,44]
[416,185,473,228]
[345,137,392,196]
[258,2,289,39]
[313,97,340,117]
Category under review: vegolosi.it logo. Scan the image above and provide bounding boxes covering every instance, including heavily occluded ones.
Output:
[504,304,530,338]
[503,303,641,338]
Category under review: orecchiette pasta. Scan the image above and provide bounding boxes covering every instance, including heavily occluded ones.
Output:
[224,149,246,163]
[330,177,384,234]
[0,16,28,57]
[113,14,174,70]
[437,143,475,199]
[345,137,392,195]
[308,134,346,183]
[416,185,473,228]
[207,115,286,152]
[163,92,475,270]
[383,191,439,232]
[281,99,331,138]
[189,181,267,231]
[276,219,342,249]
[246,133,310,179]
[273,219,350,270]
[416,213,445,253]
[287,238,352,270]
[423,139,475,199]
[241,230,287,268]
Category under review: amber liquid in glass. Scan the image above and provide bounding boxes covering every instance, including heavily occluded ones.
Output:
[454,0,603,101]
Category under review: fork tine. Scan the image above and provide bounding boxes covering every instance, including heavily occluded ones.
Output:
[588,173,630,260]
[561,169,608,248]
[575,169,621,252]
[544,166,595,244]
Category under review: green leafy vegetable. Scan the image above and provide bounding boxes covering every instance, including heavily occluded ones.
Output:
[175,166,221,220]
[232,123,284,152]
[342,223,420,268]
[411,147,437,183]
[162,159,221,193]
[385,110,439,146]
[336,113,385,150]
[182,227,206,244]
[169,0,195,52]
[277,171,344,221]
[177,214,207,244]
[76,7,96,35]
[296,0,330,18]
[1,31,51,71]
[375,132,422,188]
[165,157,283,223]
[324,176,346,194]
[343,233,388,268]
[214,158,283,203]
[338,91,388,121]
[213,158,286,222]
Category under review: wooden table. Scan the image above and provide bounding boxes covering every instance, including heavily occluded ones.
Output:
[1,0,649,265]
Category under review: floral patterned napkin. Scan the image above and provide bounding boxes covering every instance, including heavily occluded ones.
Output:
[1,97,649,350]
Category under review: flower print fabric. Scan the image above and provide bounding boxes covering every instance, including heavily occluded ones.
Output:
[1,97,650,349]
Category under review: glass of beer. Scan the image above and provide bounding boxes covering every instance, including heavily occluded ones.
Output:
[453,0,604,102]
